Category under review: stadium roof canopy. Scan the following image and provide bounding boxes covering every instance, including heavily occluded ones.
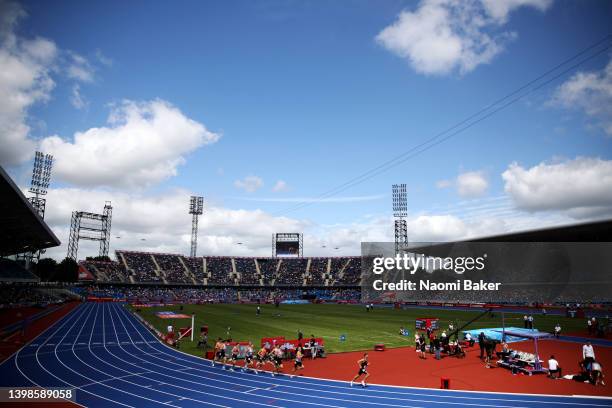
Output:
[0,165,60,256]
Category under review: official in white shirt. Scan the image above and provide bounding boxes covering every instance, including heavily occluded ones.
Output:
[582,341,595,368]
[547,355,561,379]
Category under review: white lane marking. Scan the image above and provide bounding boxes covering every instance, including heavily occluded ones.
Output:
[105,303,273,408]
[121,304,611,408]
[26,303,133,408]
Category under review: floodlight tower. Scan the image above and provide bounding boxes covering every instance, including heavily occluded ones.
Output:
[392,184,408,254]
[28,151,53,219]
[100,201,113,257]
[189,196,204,257]
[27,151,53,262]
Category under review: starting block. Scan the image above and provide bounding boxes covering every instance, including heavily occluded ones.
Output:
[374,343,385,351]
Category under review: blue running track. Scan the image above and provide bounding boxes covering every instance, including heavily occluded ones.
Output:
[0,302,610,407]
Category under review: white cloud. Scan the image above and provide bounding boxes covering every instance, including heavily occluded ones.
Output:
[234,175,264,193]
[40,187,308,260]
[236,194,385,203]
[502,157,612,217]
[457,170,488,197]
[272,180,289,192]
[551,58,612,136]
[40,99,220,188]
[480,0,552,23]
[36,183,594,261]
[66,51,94,82]
[376,0,551,75]
[94,49,112,67]
[70,84,87,109]
[436,170,488,197]
[436,179,452,189]
[0,0,57,166]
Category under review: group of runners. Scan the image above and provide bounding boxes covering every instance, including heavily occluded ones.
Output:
[210,337,370,387]
[212,338,305,377]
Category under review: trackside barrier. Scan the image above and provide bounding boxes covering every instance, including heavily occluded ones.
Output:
[0,305,62,341]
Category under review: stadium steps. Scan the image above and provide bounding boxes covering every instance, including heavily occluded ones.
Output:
[115,251,135,283]
[177,257,198,284]
[230,258,239,285]
[84,262,107,281]
[254,259,263,286]
[332,258,351,286]
[202,257,208,285]
[149,254,168,284]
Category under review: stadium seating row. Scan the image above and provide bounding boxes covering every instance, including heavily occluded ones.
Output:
[70,285,361,303]
[80,251,362,286]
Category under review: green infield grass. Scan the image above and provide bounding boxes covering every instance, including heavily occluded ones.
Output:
[130,303,587,357]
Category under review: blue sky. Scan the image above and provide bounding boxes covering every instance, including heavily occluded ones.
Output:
[1,0,611,258]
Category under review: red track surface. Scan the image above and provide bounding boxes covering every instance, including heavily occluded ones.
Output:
[0,306,59,329]
[287,340,611,397]
[0,301,81,407]
[0,301,80,363]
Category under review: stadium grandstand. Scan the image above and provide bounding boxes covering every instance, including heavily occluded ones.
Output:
[82,251,363,287]
[68,218,612,306]
[0,165,78,348]
[0,165,59,280]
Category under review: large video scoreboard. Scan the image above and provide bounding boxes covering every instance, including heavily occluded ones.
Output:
[272,233,303,257]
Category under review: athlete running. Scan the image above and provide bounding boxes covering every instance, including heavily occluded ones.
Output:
[255,345,268,373]
[350,353,370,387]
[271,345,284,376]
[212,338,227,369]
[243,342,256,373]
[291,346,305,377]
[229,343,240,371]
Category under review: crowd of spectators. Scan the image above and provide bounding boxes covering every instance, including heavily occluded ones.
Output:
[182,257,206,283]
[329,258,347,281]
[206,257,233,284]
[307,258,327,285]
[338,257,362,285]
[257,259,277,285]
[0,284,70,308]
[275,258,307,285]
[82,260,127,282]
[119,251,163,283]
[88,252,370,287]
[234,258,260,285]
[68,285,361,303]
[155,254,191,283]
